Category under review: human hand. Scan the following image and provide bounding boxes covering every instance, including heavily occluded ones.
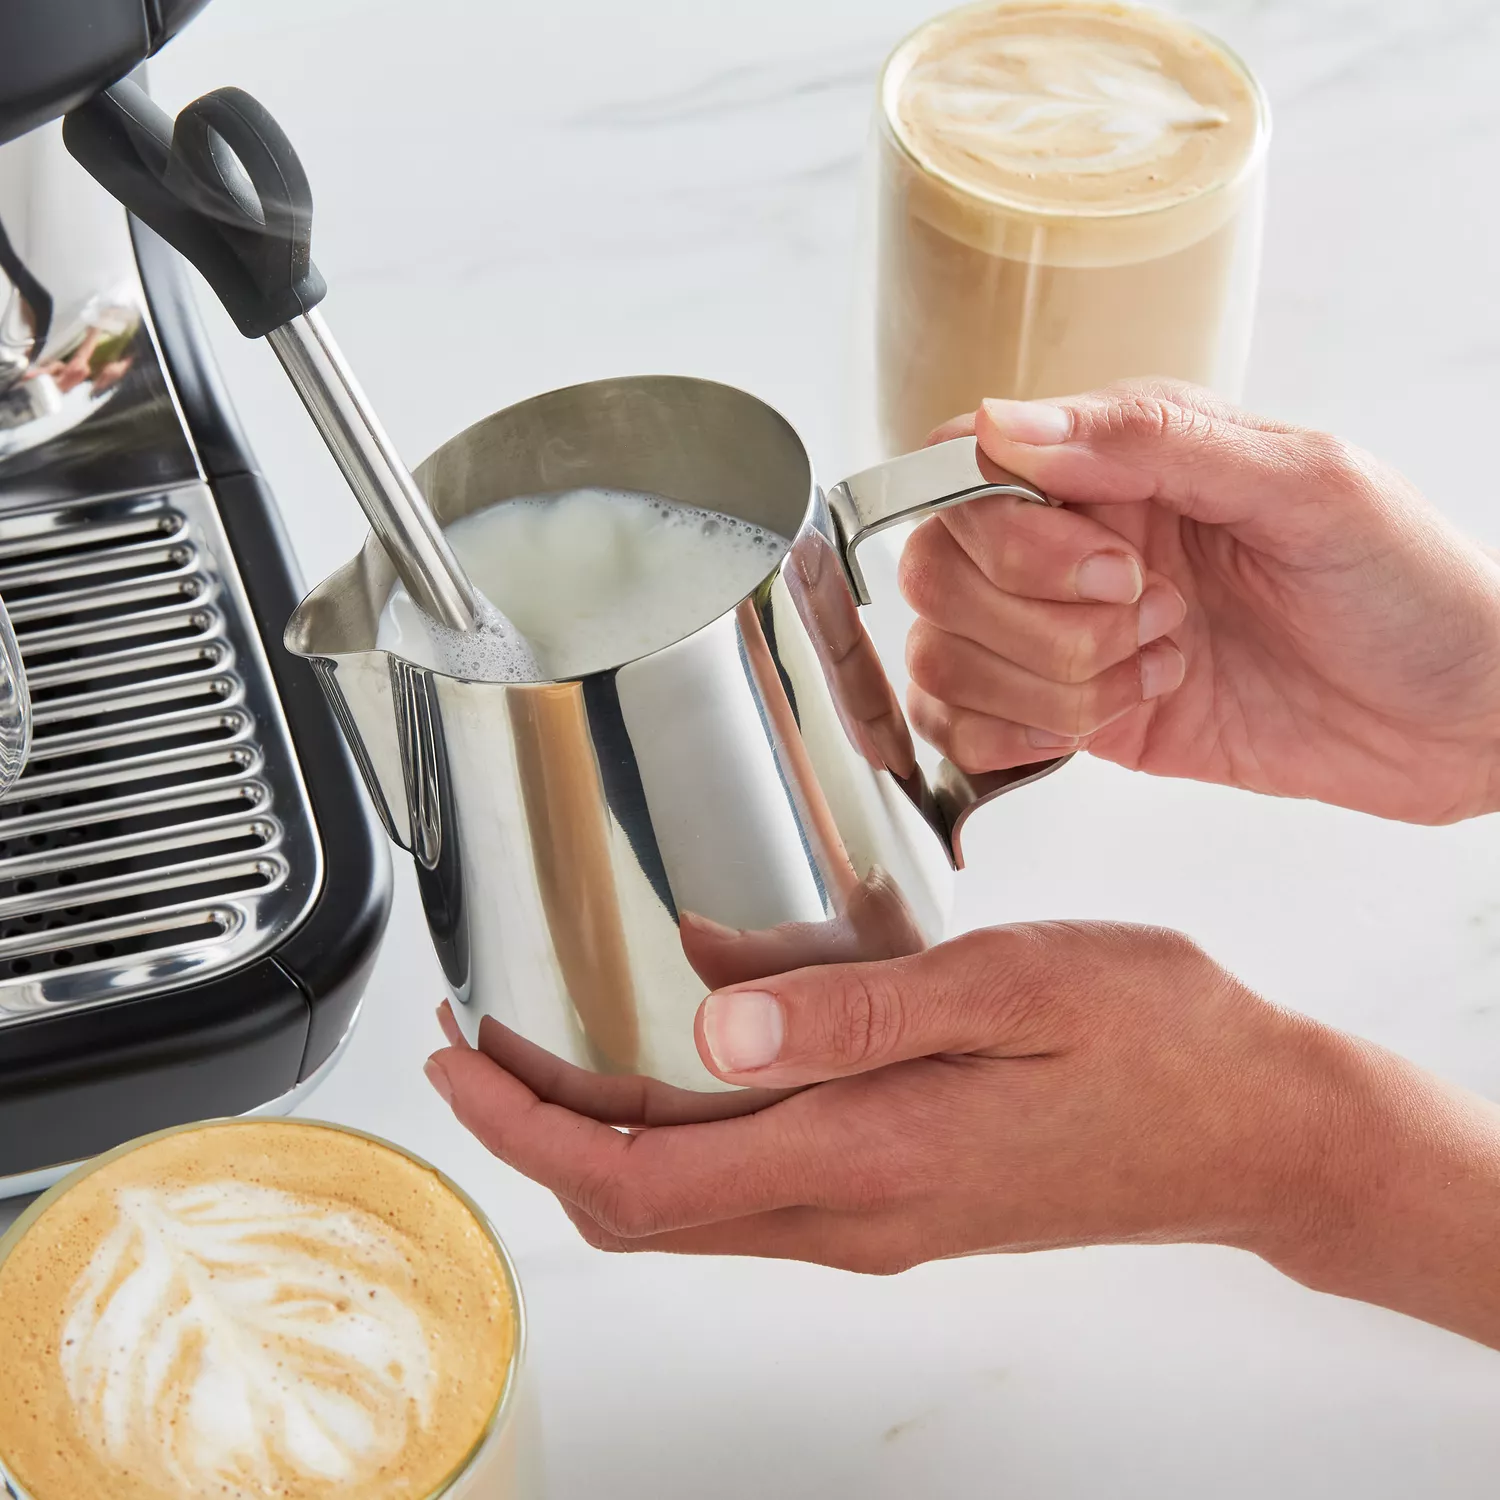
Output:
[34,352,92,394]
[89,356,132,393]
[905,380,1500,823]
[426,923,1500,1348]
[36,327,105,395]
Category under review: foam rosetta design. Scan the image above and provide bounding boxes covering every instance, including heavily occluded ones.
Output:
[905,35,1229,177]
[60,1181,438,1498]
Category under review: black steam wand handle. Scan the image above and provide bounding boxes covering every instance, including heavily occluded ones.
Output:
[61,81,484,633]
[64,79,326,339]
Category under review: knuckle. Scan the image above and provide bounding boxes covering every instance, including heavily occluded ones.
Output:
[1109,390,1217,449]
[576,1218,630,1254]
[839,1244,915,1277]
[1132,925,1239,1027]
[1062,664,1135,735]
[949,716,1001,773]
[1112,375,1211,409]
[1137,923,1211,968]
[581,1176,660,1240]
[821,969,904,1067]
[986,524,1029,588]
[903,625,933,685]
[1052,688,1096,739]
[907,690,961,762]
[946,924,1059,1039]
[904,626,958,698]
[607,1192,664,1240]
[910,692,1004,774]
[897,528,944,613]
[1049,623,1103,685]
[1036,919,1224,1026]
[965,924,1044,973]
[1134,924,1218,984]
[560,1199,633,1254]
[905,684,941,737]
[1294,429,1366,494]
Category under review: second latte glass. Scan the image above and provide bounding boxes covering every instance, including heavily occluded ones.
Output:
[859,0,1271,461]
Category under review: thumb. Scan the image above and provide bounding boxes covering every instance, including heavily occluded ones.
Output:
[694,929,1056,1087]
[974,380,1361,539]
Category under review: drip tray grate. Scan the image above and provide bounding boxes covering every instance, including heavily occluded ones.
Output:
[0,486,322,1023]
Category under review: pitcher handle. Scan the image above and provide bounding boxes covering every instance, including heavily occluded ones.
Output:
[825,435,1069,868]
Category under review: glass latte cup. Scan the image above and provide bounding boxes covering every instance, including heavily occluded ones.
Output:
[0,1118,542,1500]
[853,0,1271,463]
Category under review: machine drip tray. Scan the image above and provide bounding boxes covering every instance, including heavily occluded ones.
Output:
[0,483,322,1024]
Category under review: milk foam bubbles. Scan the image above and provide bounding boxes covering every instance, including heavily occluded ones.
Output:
[426,592,544,684]
[378,487,789,681]
[60,1181,436,1497]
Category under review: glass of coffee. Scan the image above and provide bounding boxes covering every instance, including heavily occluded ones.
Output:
[0,1118,539,1500]
[864,0,1270,459]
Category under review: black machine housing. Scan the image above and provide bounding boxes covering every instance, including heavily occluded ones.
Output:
[0,0,392,1179]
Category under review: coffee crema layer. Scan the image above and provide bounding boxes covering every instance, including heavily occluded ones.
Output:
[0,1121,515,1500]
[887,0,1260,221]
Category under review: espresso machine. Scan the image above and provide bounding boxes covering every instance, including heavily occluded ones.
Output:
[0,2,392,1193]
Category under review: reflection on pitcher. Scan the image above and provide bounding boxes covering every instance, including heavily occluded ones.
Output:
[690,591,927,988]
[782,526,917,783]
[28,305,137,395]
[680,867,925,992]
[507,684,641,1076]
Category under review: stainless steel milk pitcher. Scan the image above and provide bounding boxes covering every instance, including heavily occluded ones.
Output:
[286,376,1068,1123]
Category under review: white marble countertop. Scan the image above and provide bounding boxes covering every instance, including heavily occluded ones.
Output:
[32,0,1500,1493]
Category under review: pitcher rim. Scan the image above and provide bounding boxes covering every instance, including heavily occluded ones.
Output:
[284,372,824,686]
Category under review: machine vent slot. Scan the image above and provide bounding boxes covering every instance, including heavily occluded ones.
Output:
[0,490,321,1020]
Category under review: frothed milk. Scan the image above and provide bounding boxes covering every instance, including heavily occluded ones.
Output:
[380,487,789,680]
[875,0,1268,453]
[0,1121,519,1500]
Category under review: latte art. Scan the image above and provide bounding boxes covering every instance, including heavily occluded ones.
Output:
[903,35,1229,177]
[886,2,1261,217]
[0,1121,516,1500]
[62,1182,437,1496]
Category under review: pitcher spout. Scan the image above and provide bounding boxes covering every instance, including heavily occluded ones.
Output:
[285,537,417,852]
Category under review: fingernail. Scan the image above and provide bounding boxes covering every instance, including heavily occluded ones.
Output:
[703,991,784,1073]
[1140,641,1186,701]
[1075,551,1143,604]
[981,398,1072,446]
[424,1055,454,1104]
[1026,727,1080,749]
[1137,584,1186,646]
